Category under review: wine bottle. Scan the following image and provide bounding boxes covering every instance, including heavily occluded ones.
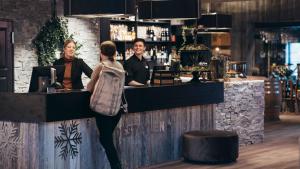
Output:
[161,28,165,41]
[131,27,136,40]
[151,47,157,63]
[165,29,170,41]
[150,28,154,41]
[146,27,151,40]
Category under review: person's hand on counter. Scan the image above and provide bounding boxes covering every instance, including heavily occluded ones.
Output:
[128,80,145,86]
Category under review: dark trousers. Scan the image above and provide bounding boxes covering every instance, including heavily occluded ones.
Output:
[94,112,122,169]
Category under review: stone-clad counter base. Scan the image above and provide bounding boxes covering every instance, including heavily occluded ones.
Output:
[215,80,265,145]
[0,104,214,169]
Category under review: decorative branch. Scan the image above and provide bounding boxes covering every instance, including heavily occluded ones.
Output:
[32,17,69,66]
[32,17,83,66]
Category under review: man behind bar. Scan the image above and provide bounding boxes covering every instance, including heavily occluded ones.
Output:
[124,38,150,86]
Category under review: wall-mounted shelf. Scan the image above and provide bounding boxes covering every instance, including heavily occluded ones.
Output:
[113,40,174,43]
[100,18,174,62]
[179,50,210,53]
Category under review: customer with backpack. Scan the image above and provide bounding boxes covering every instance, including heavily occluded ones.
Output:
[87,41,125,169]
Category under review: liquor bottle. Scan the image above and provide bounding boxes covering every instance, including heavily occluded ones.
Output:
[151,47,157,63]
[150,27,154,41]
[131,27,136,40]
[146,27,151,40]
[165,28,170,41]
[153,33,157,41]
[161,28,165,41]
[149,48,153,58]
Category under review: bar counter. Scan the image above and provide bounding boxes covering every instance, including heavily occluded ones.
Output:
[0,82,224,122]
[0,82,223,169]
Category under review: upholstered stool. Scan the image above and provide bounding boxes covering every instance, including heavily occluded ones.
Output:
[183,130,239,164]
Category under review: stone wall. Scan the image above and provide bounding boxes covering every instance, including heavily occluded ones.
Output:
[0,0,100,92]
[215,80,265,145]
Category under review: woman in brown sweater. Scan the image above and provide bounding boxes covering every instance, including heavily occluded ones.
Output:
[53,39,92,89]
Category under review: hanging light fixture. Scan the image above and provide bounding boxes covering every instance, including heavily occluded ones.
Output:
[138,0,200,20]
[198,13,232,31]
[64,0,136,18]
[197,0,232,31]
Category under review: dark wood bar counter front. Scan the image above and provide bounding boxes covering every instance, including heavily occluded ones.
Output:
[0,82,224,169]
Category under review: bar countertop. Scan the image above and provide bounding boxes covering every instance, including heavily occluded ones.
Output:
[125,81,224,112]
[0,82,224,122]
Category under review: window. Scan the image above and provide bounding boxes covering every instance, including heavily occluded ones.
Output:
[285,43,300,77]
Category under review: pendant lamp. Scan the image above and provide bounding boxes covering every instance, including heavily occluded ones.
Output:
[64,0,136,18]
[198,13,232,30]
[138,0,200,20]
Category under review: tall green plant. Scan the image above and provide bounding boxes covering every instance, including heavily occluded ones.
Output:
[32,17,69,66]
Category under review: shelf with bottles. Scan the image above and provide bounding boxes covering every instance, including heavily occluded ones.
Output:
[113,40,137,43]
[113,40,174,44]
[137,25,172,42]
[121,45,170,64]
[102,18,173,42]
[147,45,169,63]
[110,19,170,25]
[109,25,173,43]
[109,19,136,25]
[100,18,175,62]
[110,24,136,42]
[179,49,210,53]
[178,44,210,53]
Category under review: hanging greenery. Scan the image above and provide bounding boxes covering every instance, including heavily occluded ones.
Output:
[32,17,69,66]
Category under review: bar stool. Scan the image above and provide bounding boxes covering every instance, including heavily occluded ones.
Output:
[182,130,239,164]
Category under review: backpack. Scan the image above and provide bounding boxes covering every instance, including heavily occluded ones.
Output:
[90,63,126,116]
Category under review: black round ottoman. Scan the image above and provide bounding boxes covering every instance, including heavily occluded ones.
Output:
[183,130,239,164]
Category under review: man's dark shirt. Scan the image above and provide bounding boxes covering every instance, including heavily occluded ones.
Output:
[124,55,150,85]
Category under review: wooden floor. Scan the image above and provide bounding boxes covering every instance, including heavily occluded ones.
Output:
[142,114,300,169]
